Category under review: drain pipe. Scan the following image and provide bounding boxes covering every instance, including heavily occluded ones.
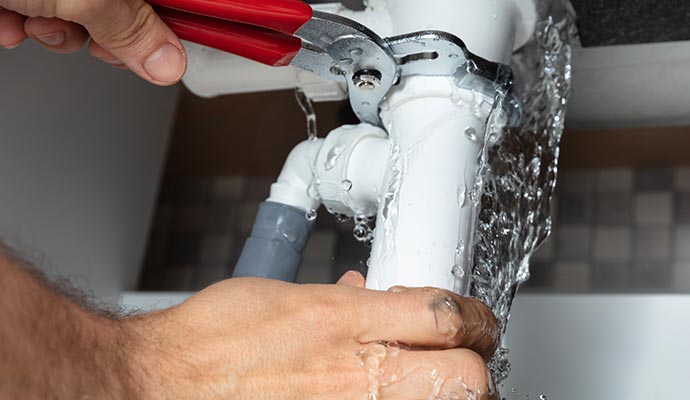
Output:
[365,77,493,294]
[362,0,534,293]
[232,140,322,281]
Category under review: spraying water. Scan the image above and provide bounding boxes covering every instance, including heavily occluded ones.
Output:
[471,0,577,383]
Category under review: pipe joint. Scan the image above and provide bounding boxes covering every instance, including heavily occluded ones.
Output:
[268,138,324,211]
[313,123,389,218]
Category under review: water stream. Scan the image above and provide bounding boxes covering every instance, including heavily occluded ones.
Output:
[471,0,577,383]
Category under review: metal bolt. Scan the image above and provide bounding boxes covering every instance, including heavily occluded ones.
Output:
[353,70,381,91]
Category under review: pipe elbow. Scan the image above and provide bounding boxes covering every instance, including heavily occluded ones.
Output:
[268,139,324,211]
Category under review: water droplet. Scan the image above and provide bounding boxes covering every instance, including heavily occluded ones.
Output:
[305,208,318,221]
[451,265,465,278]
[457,185,467,207]
[353,224,368,240]
[464,126,478,141]
[455,241,465,256]
[342,179,353,191]
[330,65,345,76]
[325,144,346,171]
[281,230,298,244]
[350,47,363,56]
[539,396,547,400]
[512,388,518,393]
[466,59,478,74]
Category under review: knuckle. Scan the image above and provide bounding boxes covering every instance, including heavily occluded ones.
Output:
[57,0,99,22]
[304,356,366,397]
[98,1,157,52]
[18,2,54,17]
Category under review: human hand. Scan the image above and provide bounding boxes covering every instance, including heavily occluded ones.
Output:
[0,0,186,85]
[127,273,500,399]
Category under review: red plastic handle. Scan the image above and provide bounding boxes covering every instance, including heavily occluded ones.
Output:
[150,0,312,35]
[155,7,302,66]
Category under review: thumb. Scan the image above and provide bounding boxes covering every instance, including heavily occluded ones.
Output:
[76,0,186,85]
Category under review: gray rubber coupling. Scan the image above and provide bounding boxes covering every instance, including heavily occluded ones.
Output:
[232,201,315,282]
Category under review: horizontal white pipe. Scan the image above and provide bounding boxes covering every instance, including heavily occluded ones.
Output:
[312,124,389,217]
[267,123,389,218]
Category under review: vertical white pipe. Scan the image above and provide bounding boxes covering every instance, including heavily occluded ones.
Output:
[366,77,487,293]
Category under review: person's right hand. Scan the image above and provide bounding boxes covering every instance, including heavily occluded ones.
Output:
[127,273,500,399]
[0,0,186,85]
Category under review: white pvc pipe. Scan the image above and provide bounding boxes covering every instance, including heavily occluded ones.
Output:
[268,139,324,212]
[312,124,389,217]
[366,76,487,294]
[364,0,529,63]
[267,124,390,217]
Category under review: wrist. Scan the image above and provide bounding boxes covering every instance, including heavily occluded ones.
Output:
[118,309,193,399]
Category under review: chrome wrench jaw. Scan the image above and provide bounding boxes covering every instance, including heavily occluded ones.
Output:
[295,11,522,129]
[294,11,397,127]
[327,36,397,127]
[387,30,523,128]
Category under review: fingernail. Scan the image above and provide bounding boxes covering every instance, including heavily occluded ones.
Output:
[35,31,65,46]
[431,295,461,337]
[3,39,25,49]
[101,57,125,66]
[144,43,185,83]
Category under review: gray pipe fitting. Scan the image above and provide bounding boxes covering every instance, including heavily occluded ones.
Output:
[232,201,315,282]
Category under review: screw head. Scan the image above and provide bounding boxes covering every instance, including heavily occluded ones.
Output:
[353,70,381,91]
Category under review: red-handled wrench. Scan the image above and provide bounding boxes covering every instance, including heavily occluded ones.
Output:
[147,0,520,128]
[150,0,312,66]
[148,0,398,126]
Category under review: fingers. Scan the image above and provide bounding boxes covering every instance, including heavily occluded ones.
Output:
[69,0,186,85]
[88,40,127,68]
[336,271,366,288]
[24,17,88,53]
[353,287,499,360]
[0,7,27,49]
[359,343,495,400]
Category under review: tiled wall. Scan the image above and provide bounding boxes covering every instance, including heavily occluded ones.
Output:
[138,176,370,291]
[527,167,690,293]
[139,167,690,293]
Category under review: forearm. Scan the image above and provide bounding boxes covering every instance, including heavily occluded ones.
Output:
[0,250,140,398]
